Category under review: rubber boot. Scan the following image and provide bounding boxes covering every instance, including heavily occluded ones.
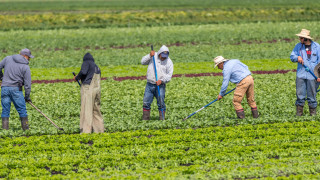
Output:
[236,109,245,119]
[2,117,9,130]
[142,110,150,120]
[251,107,259,118]
[20,116,29,131]
[309,106,316,116]
[159,111,165,120]
[296,105,303,116]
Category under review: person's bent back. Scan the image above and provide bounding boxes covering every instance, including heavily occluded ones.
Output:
[0,48,34,130]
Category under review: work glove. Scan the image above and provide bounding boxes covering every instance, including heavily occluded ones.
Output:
[25,97,32,103]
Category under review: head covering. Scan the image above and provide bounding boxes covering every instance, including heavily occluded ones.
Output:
[157,45,169,59]
[160,51,169,58]
[20,48,34,58]
[83,52,94,62]
[296,29,313,40]
[213,56,228,68]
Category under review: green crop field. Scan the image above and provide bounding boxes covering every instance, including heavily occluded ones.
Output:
[1,0,320,179]
[2,122,320,179]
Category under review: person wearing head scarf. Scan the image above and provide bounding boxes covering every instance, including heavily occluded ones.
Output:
[74,53,104,133]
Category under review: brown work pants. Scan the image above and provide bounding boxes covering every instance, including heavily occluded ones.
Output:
[233,75,257,110]
[80,73,104,133]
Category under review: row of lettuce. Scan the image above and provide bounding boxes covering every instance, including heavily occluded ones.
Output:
[0,73,307,138]
[0,21,313,70]
[1,121,320,178]
[1,7,319,30]
[0,21,315,52]
[30,59,296,81]
[23,42,297,69]
[0,0,317,12]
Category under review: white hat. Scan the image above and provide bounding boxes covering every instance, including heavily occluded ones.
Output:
[213,56,228,68]
[296,29,313,40]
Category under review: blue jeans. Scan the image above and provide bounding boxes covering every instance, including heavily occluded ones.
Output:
[1,86,28,117]
[296,78,317,108]
[143,82,166,111]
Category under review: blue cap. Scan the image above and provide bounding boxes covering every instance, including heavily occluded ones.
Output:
[160,51,169,58]
[20,48,34,58]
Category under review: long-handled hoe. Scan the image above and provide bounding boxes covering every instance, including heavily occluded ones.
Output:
[303,64,320,92]
[183,88,236,121]
[72,72,81,87]
[28,102,64,131]
[151,45,165,120]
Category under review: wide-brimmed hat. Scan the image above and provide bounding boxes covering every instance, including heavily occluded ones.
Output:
[213,56,228,68]
[296,29,313,40]
[314,63,320,78]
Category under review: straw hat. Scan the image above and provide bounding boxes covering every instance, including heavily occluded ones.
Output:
[296,29,313,40]
[214,56,228,68]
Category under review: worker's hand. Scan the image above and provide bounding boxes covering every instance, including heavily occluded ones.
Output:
[298,56,304,65]
[150,50,155,57]
[25,97,32,103]
[218,95,223,100]
[156,80,162,86]
[317,78,320,83]
[73,76,77,82]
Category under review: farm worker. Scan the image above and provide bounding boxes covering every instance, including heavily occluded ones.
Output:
[214,56,258,119]
[290,29,320,116]
[0,48,34,130]
[141,45,173,120]
[74,53,104,133]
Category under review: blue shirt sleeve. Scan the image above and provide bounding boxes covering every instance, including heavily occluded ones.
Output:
[290,44,300,62]
[219,66,231,96]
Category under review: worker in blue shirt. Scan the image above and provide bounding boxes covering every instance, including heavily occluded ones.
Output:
[290,29,320,116]
[214,56,258,119]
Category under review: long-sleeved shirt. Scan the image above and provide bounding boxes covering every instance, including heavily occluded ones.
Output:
[219,59,251,96]
[75,53,101,85]
[290,41,320,80]
[0,54,31,99]
[141,45,174,84]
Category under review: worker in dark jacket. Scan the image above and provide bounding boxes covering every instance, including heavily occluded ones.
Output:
[0,48,34,130]
[74,53,104,133]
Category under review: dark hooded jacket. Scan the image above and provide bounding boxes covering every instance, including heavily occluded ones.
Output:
[0,54,31,99]
[75,53,101,85]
